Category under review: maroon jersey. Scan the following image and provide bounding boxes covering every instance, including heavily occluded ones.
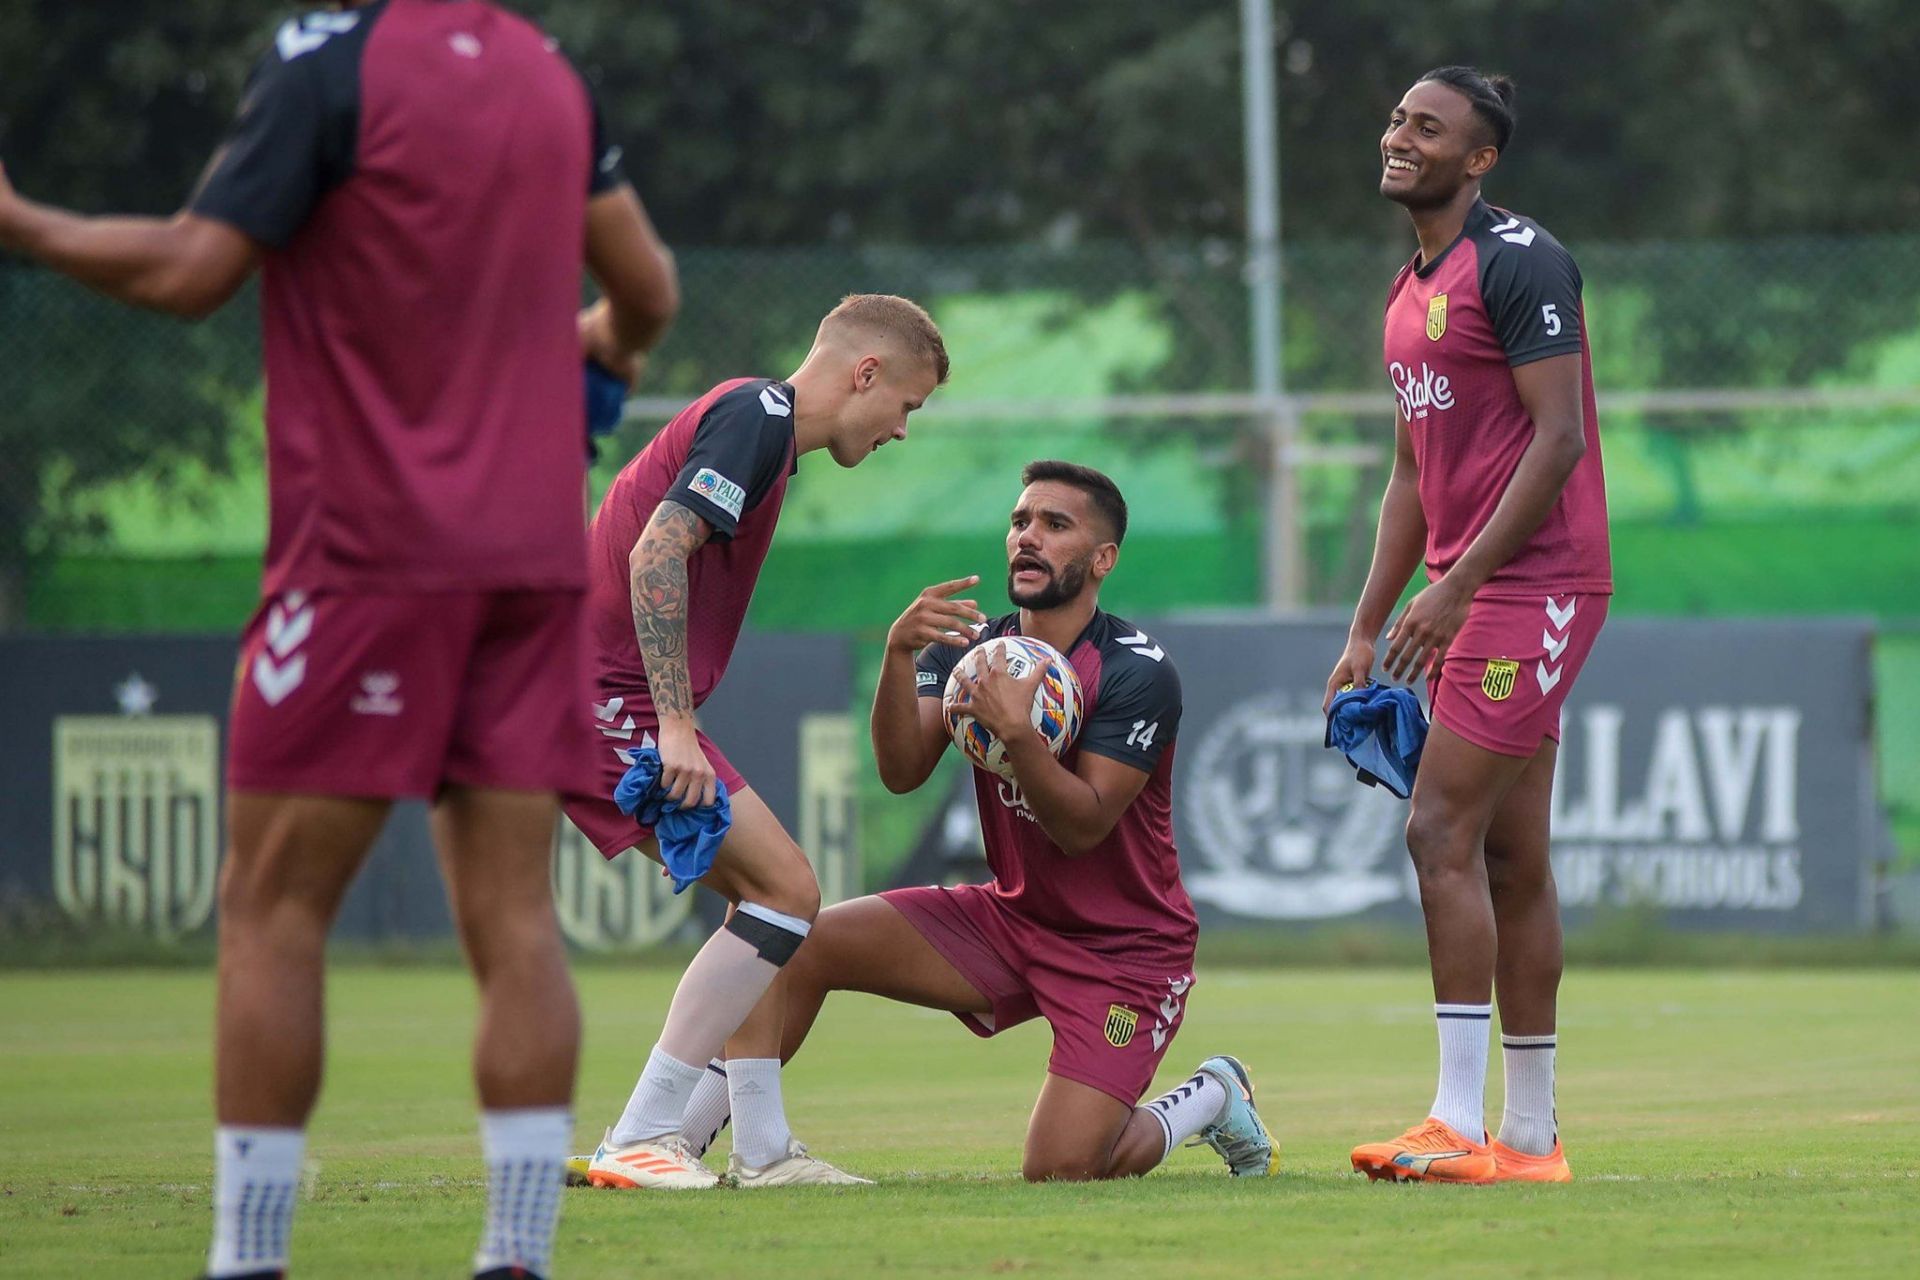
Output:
[191,0,624,596]
[1383,199,1611,596]
[917,610,1198,971]
[584,379,798,714]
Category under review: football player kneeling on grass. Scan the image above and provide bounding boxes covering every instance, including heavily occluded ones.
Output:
[673,460,1275,1183]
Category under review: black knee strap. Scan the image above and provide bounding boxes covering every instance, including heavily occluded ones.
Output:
[725,909,807,966]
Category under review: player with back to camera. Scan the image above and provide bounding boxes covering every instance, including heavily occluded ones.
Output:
[1327,66,1611,1184]
[563,294,947,1190]
[687,461,1276,1183]
[0,1,679,1275]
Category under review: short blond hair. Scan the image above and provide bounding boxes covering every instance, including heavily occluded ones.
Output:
[820,293,949,385]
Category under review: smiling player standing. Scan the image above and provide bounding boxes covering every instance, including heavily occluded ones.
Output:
[1324,67,1610,1184]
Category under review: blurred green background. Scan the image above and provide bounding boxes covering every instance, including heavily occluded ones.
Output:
[2,1,1915,870]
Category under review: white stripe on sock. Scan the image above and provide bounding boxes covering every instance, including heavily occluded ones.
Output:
[1429,1003,1491,1140]
[1497,1033,1558,1156]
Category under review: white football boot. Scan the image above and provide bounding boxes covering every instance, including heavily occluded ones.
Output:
[726,1138,873,1187]
[584,1128,719,1190]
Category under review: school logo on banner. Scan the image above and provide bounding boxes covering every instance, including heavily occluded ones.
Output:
[1426,293,1448,341]
[1104,1004,1139,1048]
[1482,659,1519,702]
[1183,690,1410,920]
[52,715,221,940]
[551,818,694,951]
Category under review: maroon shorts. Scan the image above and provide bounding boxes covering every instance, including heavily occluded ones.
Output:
[881,883,1195,1106]
[228,589,597,798]
[561,698,748,860]
[1431,591,1609,758]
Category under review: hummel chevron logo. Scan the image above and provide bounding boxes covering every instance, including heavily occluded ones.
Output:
[593,697,624,721]
[276,12,359,60]
[1545,596,1576,629]
[266,600,314,658]
[1536,662,1564,696]
[759,386,792,417]
[1488,216,1537,247]
[1117,630,1165,662]
[615,731,658,766]
[1151,1025,1168,1052]
[1542,628,1570,661]
[252,652,306,706]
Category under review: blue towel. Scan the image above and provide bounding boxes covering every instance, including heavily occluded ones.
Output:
[612,746,732,893]
[1324,681,1429,799]
[584,357,630,461]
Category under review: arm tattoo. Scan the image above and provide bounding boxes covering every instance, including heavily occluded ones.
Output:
[630,500,710,720]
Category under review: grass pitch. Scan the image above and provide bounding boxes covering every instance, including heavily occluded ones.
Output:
[2,966,1915,1278]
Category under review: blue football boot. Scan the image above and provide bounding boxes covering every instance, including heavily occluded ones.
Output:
[1193,1054,1278,1176]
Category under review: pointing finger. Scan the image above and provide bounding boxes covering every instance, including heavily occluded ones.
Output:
[928,575,982,598]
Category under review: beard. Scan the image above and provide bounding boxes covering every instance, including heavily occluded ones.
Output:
[1008,553,1091,610]
[1382,165,1466,212]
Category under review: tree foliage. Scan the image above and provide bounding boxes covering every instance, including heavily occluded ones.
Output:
[2,1,1913,244]
[1,0,1914,622]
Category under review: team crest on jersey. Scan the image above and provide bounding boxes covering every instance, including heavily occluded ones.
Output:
[1426,293,1448,341]
[1481,659,1519,702]
[1104,1004,1139,1048]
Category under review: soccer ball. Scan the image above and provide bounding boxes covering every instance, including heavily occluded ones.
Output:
[942,635,1084,781]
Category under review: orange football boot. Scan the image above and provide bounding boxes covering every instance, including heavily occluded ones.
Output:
[1489,1137,1572,1182]
[1350,1117,1497,1184]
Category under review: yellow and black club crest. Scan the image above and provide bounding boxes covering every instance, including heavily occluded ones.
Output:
[1426,292,1448,341]
[1104,1004,1138,1048]
[1481,658,1519,702]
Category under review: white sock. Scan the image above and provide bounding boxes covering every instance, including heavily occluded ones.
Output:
[1429,1002,1491,1140]
[474,1108,569,1277]
[681,1059,732,1157]
[1497,1033,1558,1155]
[207,1126,304,1278]
[655,910,806,1069]
[1142,1071,1229,1161]
[611,1046,706,1145]
[727,1058,794,1169]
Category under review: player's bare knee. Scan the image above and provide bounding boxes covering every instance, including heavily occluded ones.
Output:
[464,909,564,979]
[217,854,305,935]
[758,856,822,924]
[1484,844,1549,900]
[1405,807,1475,880]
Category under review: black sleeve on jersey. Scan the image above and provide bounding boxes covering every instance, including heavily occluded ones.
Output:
[914,632,976,698]
[1078,649,1183,773]
[587,91,627,196]
[189,15,366,248]
[667,383,795,540]
[1478,233,1586,368]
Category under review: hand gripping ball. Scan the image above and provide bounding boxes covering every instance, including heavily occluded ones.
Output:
[942,635,1084,781]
